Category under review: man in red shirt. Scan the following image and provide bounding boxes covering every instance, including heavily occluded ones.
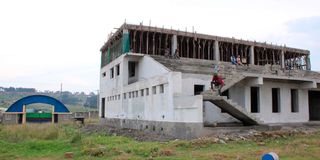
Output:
[211,73,225,95]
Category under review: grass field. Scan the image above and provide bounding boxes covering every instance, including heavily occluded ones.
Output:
[0,123,319,160]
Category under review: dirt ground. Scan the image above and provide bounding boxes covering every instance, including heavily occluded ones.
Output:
[81,123,320,143]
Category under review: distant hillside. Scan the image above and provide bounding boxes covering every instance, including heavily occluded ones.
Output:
[0,87,98,111]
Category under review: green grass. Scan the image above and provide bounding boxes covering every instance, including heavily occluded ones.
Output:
[0,124,319,160]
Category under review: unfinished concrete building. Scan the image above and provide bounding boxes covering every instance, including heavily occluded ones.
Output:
[99,23,320,138]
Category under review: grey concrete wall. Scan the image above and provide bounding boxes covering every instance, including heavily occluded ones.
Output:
[73,111,99,119]
[203,101,240,125]
[1,114,18,124]
[57,114,73,123]
[100,117,203,139]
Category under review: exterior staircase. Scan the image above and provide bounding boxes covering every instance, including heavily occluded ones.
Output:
[150,55,262,125]
[202,90,262,125]
[220,73,246,92]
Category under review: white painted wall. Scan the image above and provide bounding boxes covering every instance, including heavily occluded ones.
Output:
[100,54,311,124]
[247,81,309,123]
[100,54,203,123]
[182,73,238,123]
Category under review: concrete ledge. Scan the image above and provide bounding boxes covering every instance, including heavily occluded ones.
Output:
[100,118,204,139]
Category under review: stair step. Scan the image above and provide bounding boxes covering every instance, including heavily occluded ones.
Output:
[201,90,263,125]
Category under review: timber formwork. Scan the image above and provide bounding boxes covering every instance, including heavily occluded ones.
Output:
[101,23,311,70]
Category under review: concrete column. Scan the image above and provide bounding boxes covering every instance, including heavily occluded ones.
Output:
[281,50,285,69]
[306,54,311,70]
[249,46,254,65]
[52,106,55,124]
[122,29,130,53]
[171,35,177,56]
[22,105,26,124]
[214,40,220,61]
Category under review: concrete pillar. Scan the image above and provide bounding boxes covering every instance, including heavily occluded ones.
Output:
[171,35,177,56]
[52,106,55,124]
[214,40,220,61]
[306,54,311,70]
[22,105,26,124]
[122,29,130,53]
[281,50,285,69]
[249,46,254,65]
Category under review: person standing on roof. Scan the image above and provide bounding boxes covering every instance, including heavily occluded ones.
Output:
[211,73,225,95]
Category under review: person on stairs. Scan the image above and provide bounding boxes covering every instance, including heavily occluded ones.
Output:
[211,73,225,95]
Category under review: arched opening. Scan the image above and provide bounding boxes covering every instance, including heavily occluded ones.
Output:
[6,95,70,124]
[25,103,54,123]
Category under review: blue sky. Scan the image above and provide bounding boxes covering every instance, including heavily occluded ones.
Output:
[0,0,319,93]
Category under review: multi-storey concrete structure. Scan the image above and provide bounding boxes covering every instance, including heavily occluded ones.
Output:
[99,23,320,138]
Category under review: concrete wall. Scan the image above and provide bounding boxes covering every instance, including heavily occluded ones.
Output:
[100,54,314,131]
[242,80,309,123]
[1,114,18,124]
[73,111,99,119]
[100,54,203,124]
[101,117,203,139]
[181,73,239,124]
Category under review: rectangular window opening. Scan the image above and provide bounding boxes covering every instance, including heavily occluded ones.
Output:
[110,68,114,79]
[194,85,204,95]
[160,84,164,93]
[123,93,126,99]
[116,64,120,76]
[141,89,144,96]
[102,72,106,77]
[152,86,156,94]
[291,89,299,112]
[146,88,149,96]
[251,87,260,113]
[128,61,136,78]
[272,88,280,113]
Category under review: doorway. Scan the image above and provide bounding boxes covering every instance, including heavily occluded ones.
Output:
[101,98,105,118]
[309,91,320,120]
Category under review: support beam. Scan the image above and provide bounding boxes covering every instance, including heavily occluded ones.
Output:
[22,105,26,124]
[139,31,143,53]
[301,81,317,89]
[214,40,220,61]
[52,106,55,124]
[171,34,177,56]
[246,77,263,86]
[249,46,254,65]
[207,41,211,60]
[306,54,311,70]
[186,38,189,58]
[152,32,156,55]
[146,32,149,54]
[281,50,285,69]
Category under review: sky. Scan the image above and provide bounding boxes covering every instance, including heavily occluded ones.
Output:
[0,0,319,93]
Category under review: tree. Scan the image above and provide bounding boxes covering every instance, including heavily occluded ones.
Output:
[84,93,97,108]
